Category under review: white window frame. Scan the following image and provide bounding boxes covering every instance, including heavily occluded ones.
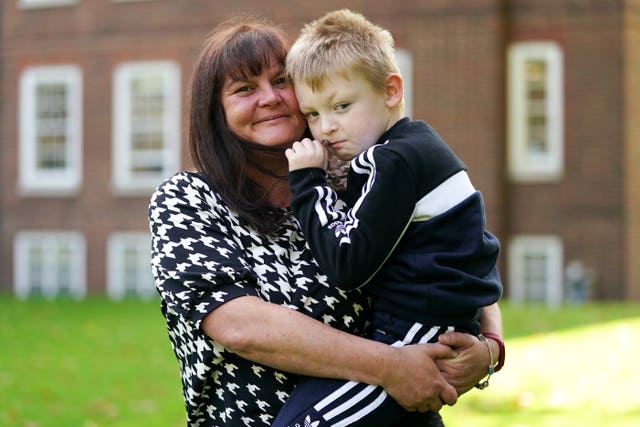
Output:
[14,231,86,299]
[18,0,78,9]
[112,61,181,195]
[395,48,413,118]
[19,65,83,196]
[107,232,155,300]
[508,235,563,306]
[507,41,564,182]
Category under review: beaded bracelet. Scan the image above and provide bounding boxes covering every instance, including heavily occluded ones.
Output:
[481,332,505,372]
[475,333,494,390]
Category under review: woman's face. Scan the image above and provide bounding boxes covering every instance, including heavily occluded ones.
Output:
[221,59,306,147]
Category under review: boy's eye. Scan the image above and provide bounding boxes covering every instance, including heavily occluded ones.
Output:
[305,111,319,119]
[336,102,350,111]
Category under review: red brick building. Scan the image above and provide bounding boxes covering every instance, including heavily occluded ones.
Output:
[1,0,638,302]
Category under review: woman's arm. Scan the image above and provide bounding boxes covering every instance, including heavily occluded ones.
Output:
[202,295,458,412]
[436,303,504,395]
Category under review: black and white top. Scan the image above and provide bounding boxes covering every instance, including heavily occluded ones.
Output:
[149,172,369,426]
[289,118,502,334]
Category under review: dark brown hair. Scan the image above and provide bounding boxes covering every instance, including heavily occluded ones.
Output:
[188,17,293,234]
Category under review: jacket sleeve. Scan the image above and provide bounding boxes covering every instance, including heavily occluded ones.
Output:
[289,147,417,289]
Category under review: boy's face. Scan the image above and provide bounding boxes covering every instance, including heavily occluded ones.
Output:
[294,73,397,161]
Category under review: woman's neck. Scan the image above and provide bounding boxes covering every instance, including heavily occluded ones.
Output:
[245,151,292,208]
[262,177,292,208]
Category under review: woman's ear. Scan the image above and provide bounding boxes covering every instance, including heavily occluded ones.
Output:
[384,73,404,109]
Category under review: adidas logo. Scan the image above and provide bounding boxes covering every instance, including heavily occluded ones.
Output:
[304,415,320,427]
[289,414,320,427]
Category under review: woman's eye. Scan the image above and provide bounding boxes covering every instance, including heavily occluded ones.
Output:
[236,85,253,93]
[273,76,288,87]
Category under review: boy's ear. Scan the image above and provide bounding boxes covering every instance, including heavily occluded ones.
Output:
[384,73,403,109]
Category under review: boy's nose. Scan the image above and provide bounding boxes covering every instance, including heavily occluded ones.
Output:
[320,117,337,135]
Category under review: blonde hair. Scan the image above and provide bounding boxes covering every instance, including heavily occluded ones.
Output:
[286,9,400,95]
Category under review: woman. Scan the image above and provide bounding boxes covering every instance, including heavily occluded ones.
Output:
[149,17,503,427]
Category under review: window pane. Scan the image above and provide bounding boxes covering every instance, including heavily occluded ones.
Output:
[123,245,139,293]
[508,235,563,306]
[36,83,68,169]
[525,59,548,154]
[19,65,82,195]
[523,252,547,301]
[112,61,180,193]
[28,245,44,296]
[107,232,154,299]
[129,75,165,173]
[507,42,563,182]
[19,0,78,8]
[56,244,73,295]
[14,232,85,299]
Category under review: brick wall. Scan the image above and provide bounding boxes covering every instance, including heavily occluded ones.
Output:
[0,0,507,294]
[507,0,627,299]
[624,0,640,299]
[0,0,636,299]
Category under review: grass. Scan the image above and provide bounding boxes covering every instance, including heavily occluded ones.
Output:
[1,296,639,427]
[0,297,184,427]
[442,302,640,427]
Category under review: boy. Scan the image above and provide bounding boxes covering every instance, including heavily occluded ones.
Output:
[275,9,503,427]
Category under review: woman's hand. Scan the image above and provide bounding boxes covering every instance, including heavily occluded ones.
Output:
[381,343,458,412]
[436,332,495,395]
[436,303,503,395]
[285,138,328,171]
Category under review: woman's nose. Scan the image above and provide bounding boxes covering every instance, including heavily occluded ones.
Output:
[258,85,280,106]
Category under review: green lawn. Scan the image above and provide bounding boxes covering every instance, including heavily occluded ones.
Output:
[0,297,184,427]
[442,302,640,427]
[1,297,639,427]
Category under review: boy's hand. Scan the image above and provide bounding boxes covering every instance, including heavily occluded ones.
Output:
[285,138,328,171]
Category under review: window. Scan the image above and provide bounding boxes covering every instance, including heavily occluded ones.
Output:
[107,232,155,299]
[112,61,181,195]
[18,0,78,8]
[14,231,86,299]
[19,65,83,196]
[507,42,564,182]
[508,235,563,306]
[395,48,413,118]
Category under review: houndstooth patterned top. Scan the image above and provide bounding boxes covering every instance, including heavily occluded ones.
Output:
[149,171,369,426]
